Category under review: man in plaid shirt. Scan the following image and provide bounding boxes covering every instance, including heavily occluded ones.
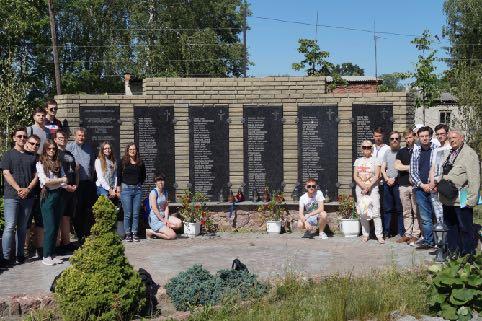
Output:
[410,126,437,250]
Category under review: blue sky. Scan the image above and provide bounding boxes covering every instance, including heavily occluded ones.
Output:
[247,0,449,77]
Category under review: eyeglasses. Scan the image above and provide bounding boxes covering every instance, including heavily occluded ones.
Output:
[16,135,27,139]
[47,147,56,151]
[306,185,316,189]
[361,146,372,150]
[390,137,399,141]
[103,147,111,150]
[28,141,40,147]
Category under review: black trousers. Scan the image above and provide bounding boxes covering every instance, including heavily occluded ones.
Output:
[73,180,96,242]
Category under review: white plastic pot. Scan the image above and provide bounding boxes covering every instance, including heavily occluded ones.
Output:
[340,219,360,238]
[266,220,282,234]
[184,222,201,237]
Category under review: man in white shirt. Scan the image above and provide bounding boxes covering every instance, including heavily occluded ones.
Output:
[298,178,328,239]
[431,124,451,222]
[372,127,390,236]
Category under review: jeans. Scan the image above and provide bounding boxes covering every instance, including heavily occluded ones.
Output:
[2,198,34,259]
[96,186,109,197]
[120,184,142,235]
[41,189,63,258]
[415,188,434,245]
[383,183,404,237]
[443,205,476,256]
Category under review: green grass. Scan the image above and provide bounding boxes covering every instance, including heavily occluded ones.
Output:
[188,268,430,321]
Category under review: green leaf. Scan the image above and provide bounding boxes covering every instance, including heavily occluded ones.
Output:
[440,303,458,320]
[430,292,447,306]
[467,275,482,287]
[450,288,477,305]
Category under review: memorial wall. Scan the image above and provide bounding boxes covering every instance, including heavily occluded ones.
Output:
[57,76,413,201]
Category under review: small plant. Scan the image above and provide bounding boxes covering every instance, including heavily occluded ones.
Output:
[338,194,357,219]
[258,192,288,221]
[165,264,268,311]
[54,196,146,321]
[178,190,208,223]
[428,254,482,321]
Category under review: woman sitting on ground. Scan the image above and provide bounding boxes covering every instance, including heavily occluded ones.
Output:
[146,173,182,240]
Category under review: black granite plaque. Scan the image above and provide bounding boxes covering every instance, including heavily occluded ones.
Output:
[134,106,175,200]
[298,105,338,200]
[352,104,393,161]
[243,106,283,199]
[189,106,229,201]
[79,106,120,159]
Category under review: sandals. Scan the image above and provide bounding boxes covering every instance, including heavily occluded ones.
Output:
[361,236,369,242]
[377,236,385,244]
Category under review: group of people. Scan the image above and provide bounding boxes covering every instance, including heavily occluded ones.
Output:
[298,124,480,257]
[353,125,479,256]
[0,101,181,268]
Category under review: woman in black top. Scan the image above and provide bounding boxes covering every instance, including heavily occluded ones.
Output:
[116,143,146,242]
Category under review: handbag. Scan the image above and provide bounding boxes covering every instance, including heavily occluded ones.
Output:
[437,179,458,200]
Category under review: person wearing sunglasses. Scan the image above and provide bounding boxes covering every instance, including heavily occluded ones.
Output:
[44,100,63,136]
[0,127,38,267]
[353,140,384,244]
[27,107,51,155]
[380,131,404,241]
[298,178,328,239]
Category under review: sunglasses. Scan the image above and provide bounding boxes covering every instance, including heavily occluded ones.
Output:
[361,146,372,150]
[16,135,27,139]
[49,107,58,111]
[306,185,316,189]
[47,147,57,151]
[28,141,40,147]
[390,137,399,141]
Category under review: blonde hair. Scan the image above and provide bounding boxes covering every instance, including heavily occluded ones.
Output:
[98,141,116,172]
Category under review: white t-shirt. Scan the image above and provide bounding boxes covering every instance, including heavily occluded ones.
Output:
[432,143,451,182]
[372,144,390,166]
[354,156,380,183]
[299,190,325,214]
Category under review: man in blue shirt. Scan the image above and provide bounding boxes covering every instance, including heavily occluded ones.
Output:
[410,126,436,250]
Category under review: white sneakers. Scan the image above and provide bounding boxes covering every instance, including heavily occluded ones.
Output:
[42,257,63,266]
[319,232,329,240]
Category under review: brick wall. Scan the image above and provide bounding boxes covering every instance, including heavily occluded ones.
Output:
[56,76,413,199]
[332,83,378,94]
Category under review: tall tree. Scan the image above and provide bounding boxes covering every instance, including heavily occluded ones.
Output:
[333,63,365,76]
[443,0,482,151]
[378,73,406,92]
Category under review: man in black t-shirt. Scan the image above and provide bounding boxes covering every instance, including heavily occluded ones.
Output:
[1,127,38,266]
[394,129,420,245]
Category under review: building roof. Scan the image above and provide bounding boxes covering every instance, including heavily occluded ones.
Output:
[325,76,381,83]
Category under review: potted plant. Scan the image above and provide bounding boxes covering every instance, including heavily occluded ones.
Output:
[338,194,360,237]
[258,192,287,234]
[178,190,208,237]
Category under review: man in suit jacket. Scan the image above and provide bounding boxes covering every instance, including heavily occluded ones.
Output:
[439,129,480,257]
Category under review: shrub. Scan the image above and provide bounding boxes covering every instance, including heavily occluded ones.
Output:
[54,196,146,321]
[338,194,357,219]
[178,190,208,223]
[257,192,288,221]
[428,254,482,321]
[165,264,268,311]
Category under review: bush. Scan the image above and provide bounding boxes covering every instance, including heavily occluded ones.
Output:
[428,254,482,321]
[54,196,146,321]
[165,264,268,311]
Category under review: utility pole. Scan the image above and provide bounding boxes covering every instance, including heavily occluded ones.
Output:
[373,20,379,80]
[315,11,319,40]
[243,0,247,78]
[48,0,62,95]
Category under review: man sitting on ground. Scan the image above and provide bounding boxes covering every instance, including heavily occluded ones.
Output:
[298,178,328,239]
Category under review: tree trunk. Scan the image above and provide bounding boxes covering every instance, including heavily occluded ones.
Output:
[48,0,62,95]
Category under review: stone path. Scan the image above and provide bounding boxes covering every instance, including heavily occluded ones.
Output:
[0,232,432,297]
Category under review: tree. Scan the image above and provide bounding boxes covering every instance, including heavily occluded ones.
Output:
[443,0,482,152]
[410,30,442,123]
[378,73,407,92]
[292,39,334,76]
[333,63,364,76]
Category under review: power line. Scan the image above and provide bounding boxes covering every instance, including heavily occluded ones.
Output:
[252,15,418,37]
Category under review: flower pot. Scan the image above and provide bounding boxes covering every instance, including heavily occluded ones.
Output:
[340,219,360,238]
[266,220,282,234]
[184,222,201,237]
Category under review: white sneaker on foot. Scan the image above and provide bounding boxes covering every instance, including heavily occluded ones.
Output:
[52,257,63,265]
[319,232,328,240]
[42,257,56,266]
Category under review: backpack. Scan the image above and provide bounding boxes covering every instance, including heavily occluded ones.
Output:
[142,188,168,221]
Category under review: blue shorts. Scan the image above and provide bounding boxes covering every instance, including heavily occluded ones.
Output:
[305,214,319,226]
[148,212,165,232]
